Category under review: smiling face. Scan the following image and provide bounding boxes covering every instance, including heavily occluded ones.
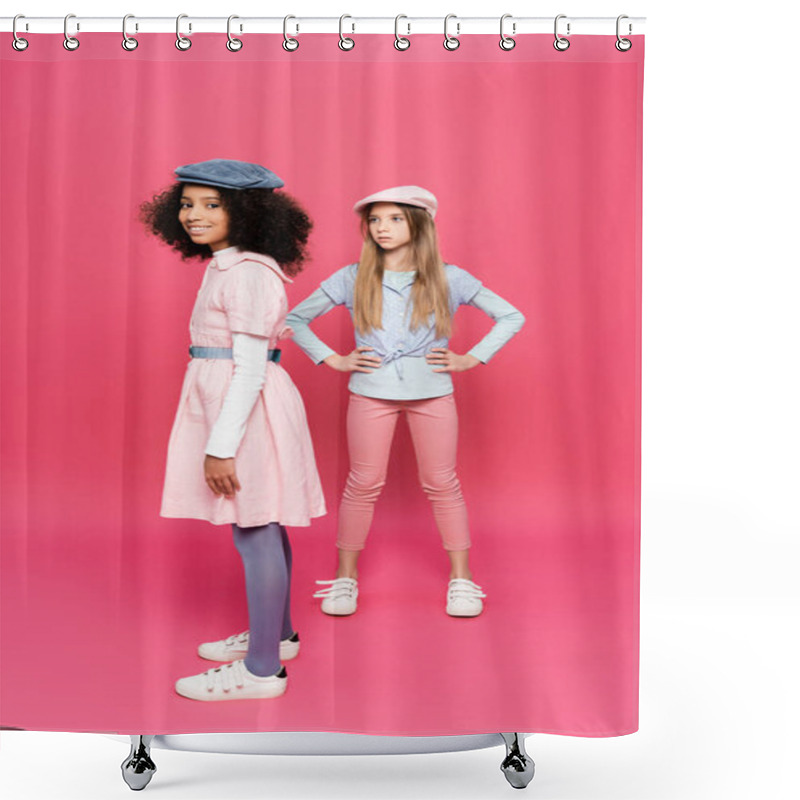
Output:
[367,203,412,253]
[178,184,231,251]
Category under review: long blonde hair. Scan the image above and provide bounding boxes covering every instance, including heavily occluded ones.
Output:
[353,204,452,338]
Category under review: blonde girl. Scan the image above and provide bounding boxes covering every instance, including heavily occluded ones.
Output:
[287,186,524,617]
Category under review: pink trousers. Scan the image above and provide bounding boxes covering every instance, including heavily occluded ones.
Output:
[337,393,471,552]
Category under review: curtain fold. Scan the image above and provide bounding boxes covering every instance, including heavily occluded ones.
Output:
[1,32,643,736]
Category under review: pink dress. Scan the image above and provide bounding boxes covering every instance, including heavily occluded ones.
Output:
[160,248,326,528]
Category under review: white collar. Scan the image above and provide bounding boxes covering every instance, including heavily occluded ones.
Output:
[210,248,293,283]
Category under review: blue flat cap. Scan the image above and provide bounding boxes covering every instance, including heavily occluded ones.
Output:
[174,159,284,190]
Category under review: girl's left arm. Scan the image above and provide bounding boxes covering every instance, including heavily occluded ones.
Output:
[203,332,268,497]
[205,332,268,458]
[465,286,526,364]
[427,286,525,372]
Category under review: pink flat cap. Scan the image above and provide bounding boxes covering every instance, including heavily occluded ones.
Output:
[353,185,438,219]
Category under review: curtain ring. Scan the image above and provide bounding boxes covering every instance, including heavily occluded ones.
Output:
[339,14,355,51]
[122,14,138,51]
[63,13,80,51]
[499,14,516,51]
[443,14,460,51]
[12,14,29,51]
[227,15,243,51]
[283,15,299,51]
[176,14,192,51]
[394,15,410,51]
[553,14,570,51]
[615,15,632,52]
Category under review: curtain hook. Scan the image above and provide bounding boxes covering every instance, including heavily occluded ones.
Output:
[63,13,80,51]
[499,14,516,51]
[443,13,460,51]
[283,15,299,51]
[12,14,29,51]
[553,14,570,51]
[394,15,410,51]
[122,14,139,51]
[339,14,355,51]
[176,14,192,51]
[227,15,243,51]
[615,14,632,52]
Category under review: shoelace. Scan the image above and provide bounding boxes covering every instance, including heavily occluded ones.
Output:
[313,578,357,599]
[218,631,293,649]
[224,631,249,648]
[447,579,487,601]
[204,660,246,693]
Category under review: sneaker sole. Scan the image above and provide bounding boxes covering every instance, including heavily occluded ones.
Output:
[175,677,287,702]
[320,597,358,616]
[320,606,357,616]
[446,606,484,618]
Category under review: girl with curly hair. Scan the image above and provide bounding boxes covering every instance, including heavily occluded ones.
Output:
[140,159,325,701]
[286,186,524,619]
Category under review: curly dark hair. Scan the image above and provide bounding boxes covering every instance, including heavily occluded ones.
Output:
[139,183,313,276]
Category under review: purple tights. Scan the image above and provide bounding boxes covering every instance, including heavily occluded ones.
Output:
[232,522,294,677]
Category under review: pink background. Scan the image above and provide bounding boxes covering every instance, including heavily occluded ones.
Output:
[0,34,642,736]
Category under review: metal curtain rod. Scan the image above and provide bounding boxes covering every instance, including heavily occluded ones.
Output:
[1,16,646,36]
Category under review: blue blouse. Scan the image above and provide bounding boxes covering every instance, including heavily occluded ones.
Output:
[286,264,525,400]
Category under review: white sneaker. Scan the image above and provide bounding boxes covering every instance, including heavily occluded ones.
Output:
[175,660,287,702]
[446,579,486,617]
[197,631,300,662]
[313,578,359,616]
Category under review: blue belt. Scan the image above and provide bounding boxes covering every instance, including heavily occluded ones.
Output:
[189,346,281,363]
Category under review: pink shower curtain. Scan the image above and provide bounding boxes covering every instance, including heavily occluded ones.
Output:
[1,32,643,736]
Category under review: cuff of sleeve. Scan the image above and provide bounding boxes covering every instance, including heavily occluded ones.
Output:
[314,345,337,365]
[204,442,238,459]
[467,346,491,365]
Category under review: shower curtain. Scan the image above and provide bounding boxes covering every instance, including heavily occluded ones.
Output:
[0,30,643,736]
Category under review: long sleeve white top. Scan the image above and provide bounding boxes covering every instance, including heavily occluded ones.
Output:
[204,332,269,458]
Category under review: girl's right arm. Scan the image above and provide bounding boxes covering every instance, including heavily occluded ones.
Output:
[285,288,339,364]
[286,288,382,373]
